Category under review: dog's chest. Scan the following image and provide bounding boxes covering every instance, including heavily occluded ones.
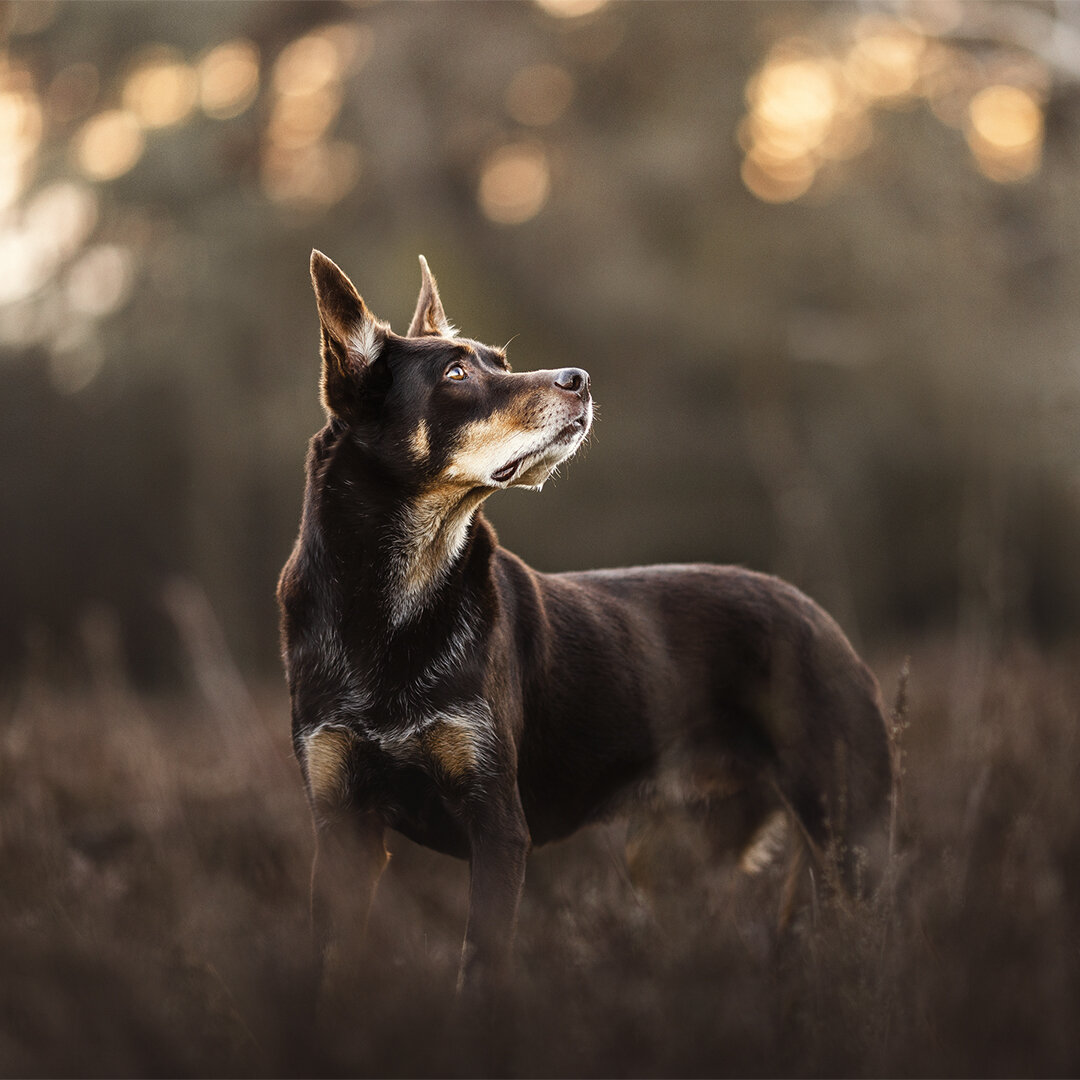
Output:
[303,702,493,859]
[289,601,496,854]
[288,591,482,733]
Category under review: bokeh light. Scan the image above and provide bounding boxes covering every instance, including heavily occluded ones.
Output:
[740,47,840,202]
[0,229,53,304]
[505,63,575,127]
[843,17,925,102]
[967,84,1043,182]
[64,243,134,317]
[73,109,145,181]
[197,40,260,120]
[24,182,99,261]
[317,23,375,77]
[269,21,373,106]
[273,34,341,97]
[261,140,360,209]
[749,55,838,153]
[969,84,1042,151]
[48,322,105,394]
[267,83,342,149]
[740,13,1051,202]
[0,76,43,210]
[533,0,608,17]
[260,24,371,211]
[477,142,551,224]
[740,150,816,204]
[122,49,199,129]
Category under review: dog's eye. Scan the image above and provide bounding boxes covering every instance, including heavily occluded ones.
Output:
[445,363,467,381]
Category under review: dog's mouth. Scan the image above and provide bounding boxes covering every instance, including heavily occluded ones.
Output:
[491,459,523,485]
[491,414,590,487]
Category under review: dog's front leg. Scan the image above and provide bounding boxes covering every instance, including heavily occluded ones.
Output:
[456,788,531,1001]
[301,726,389,1004]
[311,808,389,1005]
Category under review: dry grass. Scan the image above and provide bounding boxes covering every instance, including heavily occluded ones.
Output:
[2,605,1079,1077]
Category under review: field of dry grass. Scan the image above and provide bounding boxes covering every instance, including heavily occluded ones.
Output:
[2,597,1079,1077]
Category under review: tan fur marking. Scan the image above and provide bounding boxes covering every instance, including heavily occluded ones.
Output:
[444,411,536,481]
[739,809,789,874]
[410,420,430,461]
[396,487,488,599]
[422,722,478,781]
[306,727,355,806]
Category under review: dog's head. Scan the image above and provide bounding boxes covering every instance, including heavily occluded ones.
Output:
[309,251,592,493]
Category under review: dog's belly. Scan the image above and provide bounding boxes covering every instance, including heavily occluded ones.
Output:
[388,804,470,859]
[369,759,472,859]
[519,717,757,847]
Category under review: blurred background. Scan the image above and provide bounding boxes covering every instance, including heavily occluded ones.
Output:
[3,0,1080,683]
[5,4,1080,1075]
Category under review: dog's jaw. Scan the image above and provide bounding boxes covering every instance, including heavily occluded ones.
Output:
[385,400,591,624]
[496,400,593,491]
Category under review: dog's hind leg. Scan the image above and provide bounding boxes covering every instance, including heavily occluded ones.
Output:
[756,629,891,903]
[624,788,780,926]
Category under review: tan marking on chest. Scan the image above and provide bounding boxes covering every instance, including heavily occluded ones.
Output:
[392,488,487,618]
[305,727,356,807]
[421,721,479,781]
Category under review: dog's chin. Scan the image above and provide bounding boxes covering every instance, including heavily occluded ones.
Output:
[508,420,590,490]
[514,457,564,490]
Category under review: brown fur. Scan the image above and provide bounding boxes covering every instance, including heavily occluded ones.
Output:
[277,252,891,1004]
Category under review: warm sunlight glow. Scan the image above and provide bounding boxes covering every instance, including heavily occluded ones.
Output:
[750,58,838,151]
[266,84,342,149]
[967,85,1043,182]
[0,86,43,155]
[198,40,260,120]
[65,243,134,317]
[261,140,360,209]
[844,17,925,101]
[24,182,99,260]
[123,51,199,129]
[477,143,551,225]
[739,47,848,202]
[740,150,816,204]
[969,85,1042,151]
[0,229,50,303]
[0,83,42,209]
[273,33,343,98]
[74,110,145,181]
[533,0,608,17]
[738,12,1052,205]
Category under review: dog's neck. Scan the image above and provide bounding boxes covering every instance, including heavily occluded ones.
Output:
[308,425,492,629]
[385,487,490,626]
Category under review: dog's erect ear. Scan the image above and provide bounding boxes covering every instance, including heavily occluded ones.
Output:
[407,255,456,338]
[310,250,389,414]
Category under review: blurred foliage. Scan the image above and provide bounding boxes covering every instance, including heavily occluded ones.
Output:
[3,0,1080,681]
[3,633,1080,1075]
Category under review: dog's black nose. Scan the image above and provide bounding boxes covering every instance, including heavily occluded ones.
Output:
[554,368,590,397]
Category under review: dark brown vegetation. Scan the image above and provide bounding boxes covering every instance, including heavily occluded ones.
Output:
[2,589,1079,1078]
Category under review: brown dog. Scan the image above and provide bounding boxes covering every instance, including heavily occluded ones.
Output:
[277,251,891,997]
